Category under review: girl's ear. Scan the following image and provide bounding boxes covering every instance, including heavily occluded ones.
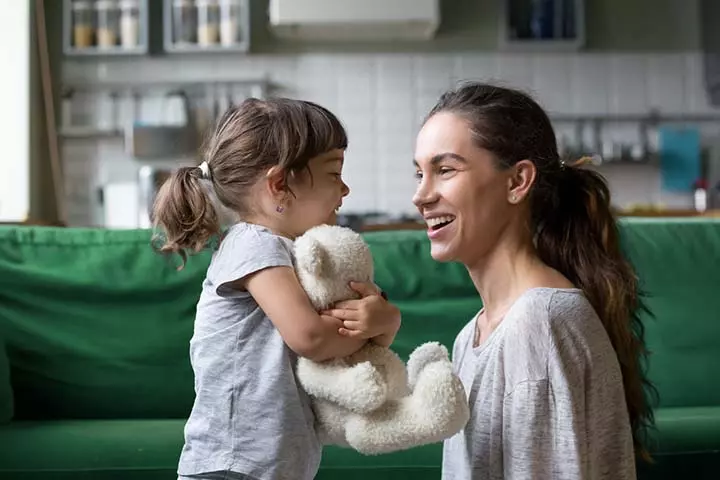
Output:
[265,166,286,198]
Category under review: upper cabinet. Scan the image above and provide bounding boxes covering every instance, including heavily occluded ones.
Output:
[64,0,150,56]
[163,0,250,53]
[499,0,585,51]
[62,0,250,56]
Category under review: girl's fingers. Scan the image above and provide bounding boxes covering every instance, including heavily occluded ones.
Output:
[338,327,364,337]
[322,308,359,320]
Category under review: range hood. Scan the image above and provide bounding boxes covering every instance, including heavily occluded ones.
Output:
[268,0,440,42]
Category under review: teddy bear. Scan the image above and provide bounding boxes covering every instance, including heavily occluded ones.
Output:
[294,224,470,455]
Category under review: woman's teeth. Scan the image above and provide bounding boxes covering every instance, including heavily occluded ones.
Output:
[427,215,455,230]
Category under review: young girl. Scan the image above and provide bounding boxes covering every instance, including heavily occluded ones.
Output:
[152,97,402,480]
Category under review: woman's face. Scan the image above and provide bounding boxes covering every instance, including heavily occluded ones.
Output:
[412,112,519,266]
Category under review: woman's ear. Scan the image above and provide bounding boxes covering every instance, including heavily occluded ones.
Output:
[507,159,536,204]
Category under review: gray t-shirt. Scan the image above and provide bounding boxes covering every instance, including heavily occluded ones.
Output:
[442,287,635,480]
[177,222,321,480]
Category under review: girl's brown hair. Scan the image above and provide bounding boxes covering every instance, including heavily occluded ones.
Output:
[152,97,348,265]
[427,82,656,460]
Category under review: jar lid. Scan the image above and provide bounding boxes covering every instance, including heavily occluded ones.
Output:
[71,1,93,9]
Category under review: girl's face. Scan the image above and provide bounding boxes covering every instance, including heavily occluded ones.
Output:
[412,112,519,266]
[282,148,350,237]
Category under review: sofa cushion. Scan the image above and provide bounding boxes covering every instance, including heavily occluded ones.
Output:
[0,332,12,423]
[649,406,720,453]
[1,409,718,480]
[0,419,442,480]
[0,420,440,480]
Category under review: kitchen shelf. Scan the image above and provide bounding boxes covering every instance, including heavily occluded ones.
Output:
[499,0,585,51]
[63,0,151,57]
[163,0,251,54]
[59,126,123,138]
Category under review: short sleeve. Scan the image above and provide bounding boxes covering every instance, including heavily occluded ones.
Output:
[209,227,294,297]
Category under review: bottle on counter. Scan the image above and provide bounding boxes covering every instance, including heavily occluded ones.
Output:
[197,0,220,47]
[72,0,94,48]
[173,0,197,45]
[219,0,240,46]
[694,179,708,213]
[119,0,140,48]
[96,0,121,48]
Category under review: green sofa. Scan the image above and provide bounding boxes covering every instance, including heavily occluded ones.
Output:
[0,218,718,479]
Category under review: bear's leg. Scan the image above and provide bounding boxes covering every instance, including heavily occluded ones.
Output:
[297,357,388,413]
[406,342,451,389]
[344,359,470,455]
[348,343,409,400]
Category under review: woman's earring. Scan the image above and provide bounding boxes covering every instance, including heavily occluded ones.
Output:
[510,194,517,203]
[276,205,284,213]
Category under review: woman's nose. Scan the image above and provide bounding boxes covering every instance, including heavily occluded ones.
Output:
[341,180,350,197]
[412,178,436,208]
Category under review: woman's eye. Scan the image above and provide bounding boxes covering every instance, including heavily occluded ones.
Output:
[414,171,423,181]
[439,167,454,175]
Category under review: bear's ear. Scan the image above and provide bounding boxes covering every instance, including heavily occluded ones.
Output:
[296,236,329,278]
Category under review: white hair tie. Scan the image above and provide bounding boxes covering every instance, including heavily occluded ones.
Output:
[198,161,211,179]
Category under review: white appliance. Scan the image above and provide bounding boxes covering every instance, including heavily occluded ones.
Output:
[268,0,440,42]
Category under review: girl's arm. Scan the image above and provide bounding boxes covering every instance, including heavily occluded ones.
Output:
[242,265,373,362]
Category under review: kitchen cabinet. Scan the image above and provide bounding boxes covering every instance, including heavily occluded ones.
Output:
[163,0,251,53]
[63,0,150,56]
[499,0,585,51]
[62,0,251,56]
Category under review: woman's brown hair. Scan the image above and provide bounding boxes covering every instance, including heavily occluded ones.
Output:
[152,97,348,266]
[427,82,656,460]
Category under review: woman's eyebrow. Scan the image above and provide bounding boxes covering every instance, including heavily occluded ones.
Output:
[413,152,468,167]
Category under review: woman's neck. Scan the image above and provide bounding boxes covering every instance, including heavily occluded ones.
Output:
[468,236,575,329]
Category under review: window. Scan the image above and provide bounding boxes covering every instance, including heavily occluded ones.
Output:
[0,1,30,222]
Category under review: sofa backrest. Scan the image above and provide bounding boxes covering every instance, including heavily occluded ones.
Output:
[0,218,718,420]
[0,227,208,420]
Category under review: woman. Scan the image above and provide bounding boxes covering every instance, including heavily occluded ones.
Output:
[412,82,654,479]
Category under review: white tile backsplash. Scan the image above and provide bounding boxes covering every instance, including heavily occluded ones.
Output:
[62,52,720,226]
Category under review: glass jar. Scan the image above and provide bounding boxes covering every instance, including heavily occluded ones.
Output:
[197,0,220,47]
[173,0,197,45]
[219,0,239,46]
[96,0,121,48]
[119,0,140,48]
[71,0,94,48]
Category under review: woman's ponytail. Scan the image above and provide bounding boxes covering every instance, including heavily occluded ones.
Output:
[533,161,656,461]
[151,166,220,268]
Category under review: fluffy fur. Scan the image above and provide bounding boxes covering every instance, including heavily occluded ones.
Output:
[294,225,470,455]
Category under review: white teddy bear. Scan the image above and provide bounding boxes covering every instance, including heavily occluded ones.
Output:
[294,224,470,455]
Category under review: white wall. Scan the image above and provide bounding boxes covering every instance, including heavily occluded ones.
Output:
[0,1,30,222]
[62,51,720,226]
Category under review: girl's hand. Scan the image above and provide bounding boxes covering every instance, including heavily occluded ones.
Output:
[321,282,401,346]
